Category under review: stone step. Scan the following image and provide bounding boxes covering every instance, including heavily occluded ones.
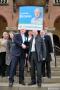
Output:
[0,76,60,84]
[45,59,60,67]
[51,66,60,71]
[16,70,60,77]
[25,76,60,84]
[51,56,60,63]
[0,86,48,90]
[56,56,60,58]
[51,61,60,66]
[16,66,60,77]
[51,71,60,76]
[16,63,60,76]
[56,62,60,66]
[42,77,60,83]
[16,71,60,77]
[0,83,60,90]
[17,71,60,77]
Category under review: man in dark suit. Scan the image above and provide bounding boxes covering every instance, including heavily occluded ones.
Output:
[28,30,46,87]
[9,29,27,87]
[41,30,53,78]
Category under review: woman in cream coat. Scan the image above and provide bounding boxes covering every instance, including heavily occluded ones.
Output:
[0,32,9,76]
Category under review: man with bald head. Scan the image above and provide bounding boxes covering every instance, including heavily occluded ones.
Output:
[31,8,42,25]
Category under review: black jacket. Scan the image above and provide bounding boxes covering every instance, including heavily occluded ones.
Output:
[44,35,53,54]
[44,35,53,61]
[10,33,23,56]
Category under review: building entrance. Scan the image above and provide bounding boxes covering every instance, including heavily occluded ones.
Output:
[0,15,7,38]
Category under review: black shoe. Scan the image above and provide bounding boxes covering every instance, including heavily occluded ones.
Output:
[28,82,36,85]
[1,74,5,77]
[47,74,51,79]
[37,83,41,87]
[19,81,25,85]
[48,76,51,79]
[42,74,45,77]
[9,82,13,87]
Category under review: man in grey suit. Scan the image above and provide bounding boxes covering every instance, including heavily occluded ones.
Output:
[28,30,46,87]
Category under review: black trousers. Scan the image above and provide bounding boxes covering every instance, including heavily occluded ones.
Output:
[9,53,25,83]
[42,54,51,78]
[0,52,6,76]
[30,52,42,84]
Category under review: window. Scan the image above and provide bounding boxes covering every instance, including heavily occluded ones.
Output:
[0,0,8,4]
[53,0,60,5]
[55,0,60,3]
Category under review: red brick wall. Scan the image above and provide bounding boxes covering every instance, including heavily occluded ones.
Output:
[0,0,13,27]
[0,0,60,30]
[47,0,60,28]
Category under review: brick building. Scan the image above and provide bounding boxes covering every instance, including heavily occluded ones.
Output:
[0,0,60,39]
[0,0,18,37]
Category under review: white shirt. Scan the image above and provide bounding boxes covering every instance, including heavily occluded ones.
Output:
[21,34,26,43]
[28,36,32,42]
[31,37,35,52]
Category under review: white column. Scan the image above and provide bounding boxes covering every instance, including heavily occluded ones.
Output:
[56,0,58,3]
[0,0,2,3]
[53,0,55,4]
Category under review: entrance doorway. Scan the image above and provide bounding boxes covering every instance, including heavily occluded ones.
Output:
[53,34,60,55]
[0,15,7,38]
[53,16,60,55]
[54,16,60,37]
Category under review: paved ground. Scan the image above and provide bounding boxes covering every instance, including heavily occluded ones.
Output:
[0,83,60,90]
[0,55,60,90]
[0,86,60,90]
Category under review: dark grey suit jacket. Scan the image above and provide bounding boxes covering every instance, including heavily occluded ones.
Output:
[29,35,46,62]
[10,33,23,56]
[44,35,53,61]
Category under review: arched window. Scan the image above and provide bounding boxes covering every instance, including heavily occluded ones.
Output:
[53,0,60,5]
[0,0,8,4]
[0,15,8,37]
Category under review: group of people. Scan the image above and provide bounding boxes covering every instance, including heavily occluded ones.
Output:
[0,29,53,87]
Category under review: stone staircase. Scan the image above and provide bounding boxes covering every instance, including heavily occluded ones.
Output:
[0,55,60,90]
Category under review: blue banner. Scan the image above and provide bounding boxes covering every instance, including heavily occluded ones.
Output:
[18,6,44,30]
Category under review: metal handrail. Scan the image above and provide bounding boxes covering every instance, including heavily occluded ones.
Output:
[54,45,60,52]
[54,45,60,67]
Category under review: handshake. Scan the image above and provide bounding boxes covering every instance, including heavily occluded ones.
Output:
[21,43,27,49]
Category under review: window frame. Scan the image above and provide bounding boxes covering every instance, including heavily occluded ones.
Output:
[0,0,8,5]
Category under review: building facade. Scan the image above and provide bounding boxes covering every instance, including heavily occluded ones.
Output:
[0,0,18,37]
[0,0,60,38]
